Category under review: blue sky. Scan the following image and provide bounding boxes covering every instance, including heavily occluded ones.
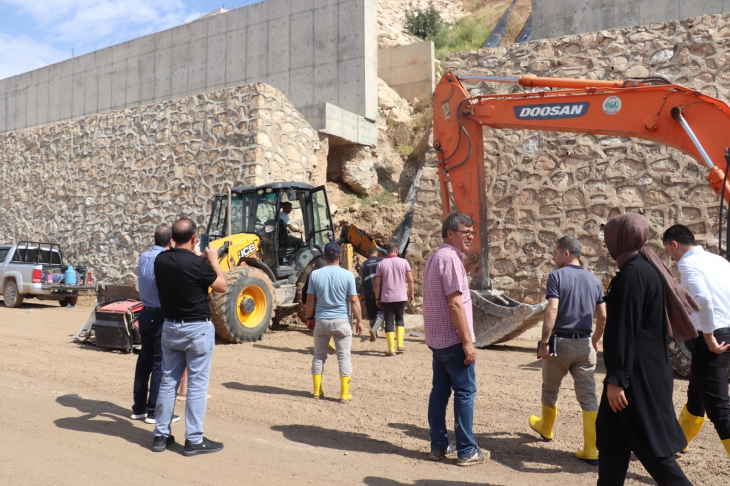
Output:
[0,0,263,80]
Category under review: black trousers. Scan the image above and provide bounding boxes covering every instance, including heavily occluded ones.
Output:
[364,293,379,321]
[597,447,692,486]
[132,307,165,415]
[686,333,730,440]
[381,301,406,333]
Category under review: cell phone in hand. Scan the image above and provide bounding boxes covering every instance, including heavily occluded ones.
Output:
[200,233,210,251]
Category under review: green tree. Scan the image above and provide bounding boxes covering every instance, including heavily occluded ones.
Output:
[404,0,445,41]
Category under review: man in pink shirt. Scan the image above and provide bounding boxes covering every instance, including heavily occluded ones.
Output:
[374,243,414,356]
[422,212,488,466]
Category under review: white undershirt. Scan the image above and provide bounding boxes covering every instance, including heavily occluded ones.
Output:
[677,246,730,333]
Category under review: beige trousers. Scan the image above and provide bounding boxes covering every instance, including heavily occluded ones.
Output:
[542,337,598,411]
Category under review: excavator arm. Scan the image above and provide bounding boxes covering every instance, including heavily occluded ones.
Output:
[434,72,730,288]
[432,72,730,346]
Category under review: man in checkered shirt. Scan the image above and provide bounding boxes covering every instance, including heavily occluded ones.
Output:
[422,212,488,466]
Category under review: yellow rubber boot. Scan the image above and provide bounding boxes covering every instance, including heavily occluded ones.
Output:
[575,411,599,465]
[396,327,405,353]
[385,332,396,356]
[722,438,730,458]
[328,336,336,353]
[678,403,705,452]
[529,404,557,441]
[312,374,324,399]
[339,376,352,403]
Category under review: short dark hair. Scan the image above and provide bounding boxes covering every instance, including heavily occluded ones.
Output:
[442,212,474,238]
[386,242,399,254]
[555,236,582,259]
[282,202,292,207]
[368,247,379,256]
[324,253,340,264]
[663,224,696,247]
[154,225,172,247]
[172,218,197,244]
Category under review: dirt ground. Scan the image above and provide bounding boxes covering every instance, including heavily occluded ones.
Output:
[1,302,727,485]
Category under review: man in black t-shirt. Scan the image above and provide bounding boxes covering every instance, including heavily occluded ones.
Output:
[151,218,227,456]
[359,247,383,342]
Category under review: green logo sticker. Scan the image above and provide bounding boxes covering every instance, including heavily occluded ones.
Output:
[603,96,621,115]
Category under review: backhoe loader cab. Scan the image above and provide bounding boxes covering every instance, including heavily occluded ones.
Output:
[205,182,335,343]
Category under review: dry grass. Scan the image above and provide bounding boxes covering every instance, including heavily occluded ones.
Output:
[501,0,532,45]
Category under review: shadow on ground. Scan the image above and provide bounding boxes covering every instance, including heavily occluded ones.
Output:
[363,478,498,486]
[222,382,314,400]
[53,394,180,453]
[271,424,424,460]
[387,422,655,483]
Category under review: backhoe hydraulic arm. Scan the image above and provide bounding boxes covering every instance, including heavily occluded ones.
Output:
[433,72,730,286]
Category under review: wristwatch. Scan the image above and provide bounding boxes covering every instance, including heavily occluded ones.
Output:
[539,342,549,348]
[306,316,314,320]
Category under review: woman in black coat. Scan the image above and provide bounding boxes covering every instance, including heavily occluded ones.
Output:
[597,213,699,486]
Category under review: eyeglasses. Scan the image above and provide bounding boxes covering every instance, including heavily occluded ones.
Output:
[454,230,476,238]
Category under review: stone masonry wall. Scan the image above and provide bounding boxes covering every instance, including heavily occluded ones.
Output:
[0,83,323,285]
[410,13,730,305]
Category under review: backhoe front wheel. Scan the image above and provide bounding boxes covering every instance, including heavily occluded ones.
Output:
[210,267,275,343]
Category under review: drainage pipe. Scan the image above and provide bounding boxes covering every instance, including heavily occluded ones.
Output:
[516,13,532,43]
[482,0,519,48]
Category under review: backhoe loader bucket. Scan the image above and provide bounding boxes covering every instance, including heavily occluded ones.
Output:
[470,290,547,347]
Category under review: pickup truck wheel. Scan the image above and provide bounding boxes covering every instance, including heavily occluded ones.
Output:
[3,281,24,308]
[59,297,78,307]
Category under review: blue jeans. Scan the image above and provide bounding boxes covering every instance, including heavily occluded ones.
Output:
[153,319,215,444]
[428,343,477,459]
[132,308,164,416]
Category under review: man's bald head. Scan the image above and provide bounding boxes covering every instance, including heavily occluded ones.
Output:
[172,218,197,244]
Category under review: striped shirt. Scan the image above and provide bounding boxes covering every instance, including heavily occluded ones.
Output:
[423,242,475,349]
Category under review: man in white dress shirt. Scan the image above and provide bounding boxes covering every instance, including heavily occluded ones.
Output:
[663,224,730,458]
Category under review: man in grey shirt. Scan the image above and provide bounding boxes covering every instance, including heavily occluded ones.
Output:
[528,236,607,466]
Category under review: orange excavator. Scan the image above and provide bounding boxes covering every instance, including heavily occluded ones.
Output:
[432,72,730,371]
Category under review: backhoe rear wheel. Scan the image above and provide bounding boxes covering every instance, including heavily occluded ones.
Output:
[210,266,275,343]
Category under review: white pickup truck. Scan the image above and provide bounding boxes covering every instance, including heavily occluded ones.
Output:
[0,242,95,308]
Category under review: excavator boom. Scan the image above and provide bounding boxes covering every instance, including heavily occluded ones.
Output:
[432,72,730,346]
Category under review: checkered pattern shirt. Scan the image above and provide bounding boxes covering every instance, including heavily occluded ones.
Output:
[422,242,474,349]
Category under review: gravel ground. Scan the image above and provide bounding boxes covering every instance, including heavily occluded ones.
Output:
[0,301,727,485]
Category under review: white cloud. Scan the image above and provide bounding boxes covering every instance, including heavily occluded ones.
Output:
[0,0,193,50]
[0,33,68,80]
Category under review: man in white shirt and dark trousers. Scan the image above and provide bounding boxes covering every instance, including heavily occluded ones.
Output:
[663,224,730,458]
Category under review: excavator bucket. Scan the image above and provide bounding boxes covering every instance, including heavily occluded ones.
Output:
[470,290,547,347]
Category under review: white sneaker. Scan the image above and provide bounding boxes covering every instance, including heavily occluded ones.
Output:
[145,414,180,424]
[130,412,147,420]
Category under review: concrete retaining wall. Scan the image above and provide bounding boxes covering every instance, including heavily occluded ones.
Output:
[0,83,324,284]
[379,41,435,103]
[409,13,729,305]
[0,0,378,145]
[532,0,730,39]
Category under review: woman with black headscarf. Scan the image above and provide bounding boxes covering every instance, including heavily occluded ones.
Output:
[597,213,700,486]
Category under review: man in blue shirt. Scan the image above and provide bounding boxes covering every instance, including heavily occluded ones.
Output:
[528,236,606,466]
[131,225,179,425]
[305,242,363,402]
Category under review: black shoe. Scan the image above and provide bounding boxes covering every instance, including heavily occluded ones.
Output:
[151,435,175,452]
[183,437,224,456]
[145,414,180,424]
